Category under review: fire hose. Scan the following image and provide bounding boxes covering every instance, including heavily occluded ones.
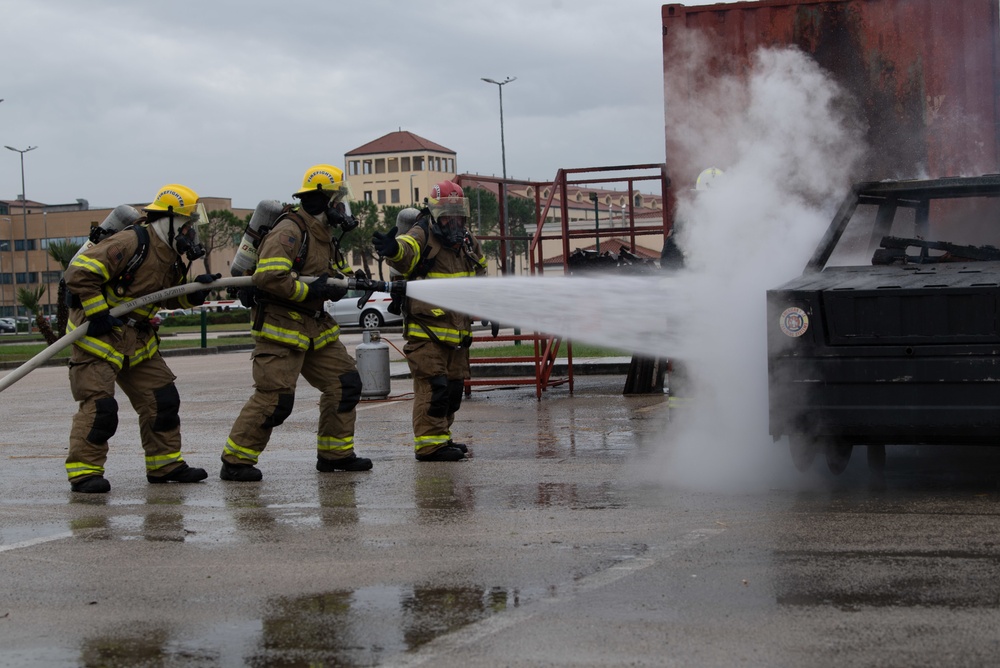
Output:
[0,274,405,394]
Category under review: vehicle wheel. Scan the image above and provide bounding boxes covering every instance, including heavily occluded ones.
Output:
[360,309,384,329]
[788,435,818,472]
[825,442,853,475]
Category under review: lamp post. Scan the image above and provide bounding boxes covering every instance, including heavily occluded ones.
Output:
[590,192,601,254]
[481,76,516,274]
[6,145,37,313]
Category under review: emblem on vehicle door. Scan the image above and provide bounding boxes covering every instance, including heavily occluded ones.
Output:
[779,307,809,337]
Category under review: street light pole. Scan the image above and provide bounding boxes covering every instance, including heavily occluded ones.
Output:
[481,76,516,274]
[5,145,37,314]
[0,217,9,316]
[590,193,600,253]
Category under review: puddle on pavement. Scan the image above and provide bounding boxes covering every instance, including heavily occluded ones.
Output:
[72,584,526,666]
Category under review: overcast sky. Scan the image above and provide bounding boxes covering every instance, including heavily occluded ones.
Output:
[0,0,730,210]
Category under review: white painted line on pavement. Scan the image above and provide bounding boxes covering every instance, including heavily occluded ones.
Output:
[0,531,74,553]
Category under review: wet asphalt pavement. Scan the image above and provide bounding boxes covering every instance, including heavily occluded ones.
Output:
[1,350,1000,667]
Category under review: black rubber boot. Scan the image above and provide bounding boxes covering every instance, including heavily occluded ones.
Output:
[416,445,467,462]
[70,476,111,494]
[316,454,373,472]
[447,440,469,454]
[148,463,209,484]
[220,459,263,482]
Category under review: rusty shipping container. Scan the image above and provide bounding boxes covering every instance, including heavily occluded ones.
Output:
[662,0,1000,189]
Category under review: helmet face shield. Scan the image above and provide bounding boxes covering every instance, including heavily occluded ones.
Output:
[175,214,207,261]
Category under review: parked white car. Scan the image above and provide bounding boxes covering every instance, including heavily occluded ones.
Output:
[326,290,402,329]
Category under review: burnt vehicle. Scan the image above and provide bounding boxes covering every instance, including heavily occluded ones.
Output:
[767,175,1000,474]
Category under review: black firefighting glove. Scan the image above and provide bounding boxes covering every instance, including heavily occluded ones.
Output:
[372,226,399,258]
[307,273,348,302]
[87,310,122,337]
[188,273,221,306]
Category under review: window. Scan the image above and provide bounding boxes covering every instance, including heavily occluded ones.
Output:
[15,272,38,285]
[377,190,386,204]
[375,159,385,174]
[349,160,361,175]
[0,273,12,285]
[363,161,373,175]
[42,270,62,283]
[364,191,373,202]
[388,158,398,173]
[0,240,9,252]
[401,157,411,171]
[414,156,425,171]
[390,189,400,204]
[413,188,419,204]
[14,239,36,252]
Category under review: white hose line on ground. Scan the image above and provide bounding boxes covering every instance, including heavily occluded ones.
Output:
[0,274,345,394]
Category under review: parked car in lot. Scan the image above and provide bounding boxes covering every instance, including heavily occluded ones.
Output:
[326,290,402,329]
[0,317,15,333]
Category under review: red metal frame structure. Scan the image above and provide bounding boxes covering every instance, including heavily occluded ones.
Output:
[457,164,671,399]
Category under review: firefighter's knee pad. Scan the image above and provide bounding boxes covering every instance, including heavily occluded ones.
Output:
[447,379,464,414]
[262,393,295,429]
[151,383,181,432]
[427,375,450,418]
[338,371,362,413]
[86,397,119,444]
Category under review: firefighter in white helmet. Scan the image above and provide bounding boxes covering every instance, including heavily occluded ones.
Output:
[661,167,725,271]
[372,180,488,461]
[62,183,215,493]
[220,164,373,481]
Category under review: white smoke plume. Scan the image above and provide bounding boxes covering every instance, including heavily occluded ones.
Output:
[652,43,867,491]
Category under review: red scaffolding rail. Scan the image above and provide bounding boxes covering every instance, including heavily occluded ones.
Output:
[457,164,671,400]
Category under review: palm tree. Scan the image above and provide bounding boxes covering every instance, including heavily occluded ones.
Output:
[17,285,56,344]
[47,239,80,338]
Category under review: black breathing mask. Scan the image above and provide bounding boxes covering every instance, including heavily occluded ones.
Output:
[326,200,359,232]
[175,223,207,261]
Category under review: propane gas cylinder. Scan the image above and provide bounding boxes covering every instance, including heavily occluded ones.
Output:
[356,330,390,398]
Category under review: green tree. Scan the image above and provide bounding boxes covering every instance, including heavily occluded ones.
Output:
[337,199,382,276]
[17,285,56,344]
[204,209,248,275]
[47,238,80,338]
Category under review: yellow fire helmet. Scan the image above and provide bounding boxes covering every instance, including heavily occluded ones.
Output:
[144,183,201,217]
[294,164,352,200]
[694,167,725,192]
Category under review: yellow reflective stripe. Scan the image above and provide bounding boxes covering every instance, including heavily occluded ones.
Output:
[313,324,341,350]
[414,435,451,450]
[66,462,104,479]
[477,255,487,269]
[67,319,125,368]
[405,323,467,345]
[145,452,182,471]
[290,280,309,302]
[397,235,420,274]
[334,259,351,273]
[253,323,311,350]
[318,435,354,452]
[130,336,159,366]
[427,270,476,279]
[71,254,110,281]
[224,438,262,463]
[81,294,109,317]
[431,309,445,317]
[256,257,293,273]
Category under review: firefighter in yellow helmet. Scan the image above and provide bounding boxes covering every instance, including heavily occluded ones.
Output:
[372,180,488,461]
[62,183,216,493]
[220,164,373,481]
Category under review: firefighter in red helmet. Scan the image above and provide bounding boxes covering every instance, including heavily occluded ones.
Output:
[372,180,488,461]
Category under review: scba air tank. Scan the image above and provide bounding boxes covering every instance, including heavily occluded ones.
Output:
[230,199,283,277]
[356,330,391,398]
[68,204,141,266]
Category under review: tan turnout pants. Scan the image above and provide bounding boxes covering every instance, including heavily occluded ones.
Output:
[224,338,361,465]
[404,340,470,454]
